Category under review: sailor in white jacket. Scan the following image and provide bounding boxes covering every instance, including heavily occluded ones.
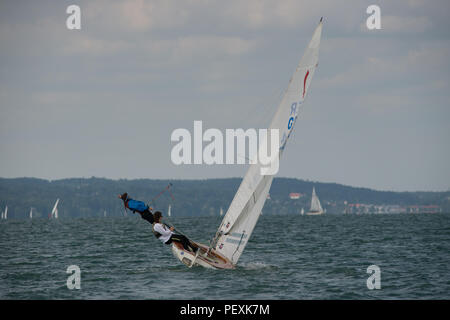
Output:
[152,211,198,253]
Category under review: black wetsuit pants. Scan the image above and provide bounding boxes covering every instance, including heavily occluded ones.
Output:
[138,209,154,224]
[166,234,197,252]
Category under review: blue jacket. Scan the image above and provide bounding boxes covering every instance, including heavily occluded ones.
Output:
[126,198,149,213]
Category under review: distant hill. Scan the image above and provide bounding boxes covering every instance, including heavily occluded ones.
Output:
[0,177,448,218]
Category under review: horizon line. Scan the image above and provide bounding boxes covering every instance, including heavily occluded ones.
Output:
[0,176,449,194]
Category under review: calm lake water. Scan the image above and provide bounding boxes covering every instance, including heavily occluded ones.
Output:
[1,213,449,299]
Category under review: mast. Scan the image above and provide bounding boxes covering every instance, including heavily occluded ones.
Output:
[213,19,323,265]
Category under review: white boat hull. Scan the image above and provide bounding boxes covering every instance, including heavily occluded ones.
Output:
[171,242,235,269]
[306,211,324,215]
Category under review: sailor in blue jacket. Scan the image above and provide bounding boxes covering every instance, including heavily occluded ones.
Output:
[118,193,154,224]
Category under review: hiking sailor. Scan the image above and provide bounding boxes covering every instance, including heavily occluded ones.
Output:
[153,211,198,253]
[118,192,154,224]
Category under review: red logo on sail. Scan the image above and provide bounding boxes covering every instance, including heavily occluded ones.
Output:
[303,70,309,98]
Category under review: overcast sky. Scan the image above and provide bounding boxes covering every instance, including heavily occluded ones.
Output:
[0,0,449,192]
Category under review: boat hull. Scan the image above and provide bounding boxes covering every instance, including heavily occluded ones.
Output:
[306,211,324,215]
[171,242,235,269]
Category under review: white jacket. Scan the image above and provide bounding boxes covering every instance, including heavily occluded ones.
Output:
[153,223,173,243]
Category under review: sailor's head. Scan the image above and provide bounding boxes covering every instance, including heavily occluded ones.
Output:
[118,193,128,201]
[154,211,162,222]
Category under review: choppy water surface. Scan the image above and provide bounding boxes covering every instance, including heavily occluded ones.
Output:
[1,213,449,299]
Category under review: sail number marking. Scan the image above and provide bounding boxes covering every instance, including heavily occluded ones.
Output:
[281,101,302,150]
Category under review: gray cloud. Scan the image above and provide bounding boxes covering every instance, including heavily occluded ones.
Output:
[0,0,449,191]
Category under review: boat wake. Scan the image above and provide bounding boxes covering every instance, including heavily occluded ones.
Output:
[238,261,278,271]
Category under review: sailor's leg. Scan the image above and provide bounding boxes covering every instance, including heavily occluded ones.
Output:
[171,234,197,252]
[170,234,189,250]
[139,209,154,224]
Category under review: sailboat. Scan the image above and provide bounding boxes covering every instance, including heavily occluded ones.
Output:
[219,207,224,217]
[1,205,7,219]
[30,207,33,219]
[168,204,172,217]
[51,199,59,219]
[306,187,324,215]
[170,19,323,269]
[301,208,304,215]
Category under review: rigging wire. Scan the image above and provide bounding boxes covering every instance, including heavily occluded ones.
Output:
[148,183,192,240]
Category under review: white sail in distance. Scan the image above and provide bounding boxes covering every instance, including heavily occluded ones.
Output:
[4,206,7,219]
[309,187,323,213]
[30,208,33,219]
[168,204,172,217]
[51,199,59,219]
[213,19,323,265]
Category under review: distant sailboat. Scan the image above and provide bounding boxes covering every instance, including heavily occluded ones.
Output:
[301,208,304,215]
[168,204,172,217]
[219,207,224,216]
[307,187,324,215]
[104,210,107,217]
[1,205,7,219]
[51,199,59,219]
[30,207,33,219]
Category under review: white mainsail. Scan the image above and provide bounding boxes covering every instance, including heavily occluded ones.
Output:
[308,187,323,214]
[219,207,224,216]
[51,199,59,219]
[30,207,33,219]
[1,206,7,219]
[168,204,172,217]
[212,19,323,265]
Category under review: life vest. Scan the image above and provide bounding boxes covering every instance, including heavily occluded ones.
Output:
[152,223,172,239]
[152,223,162,238]
[126,199,149,213]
